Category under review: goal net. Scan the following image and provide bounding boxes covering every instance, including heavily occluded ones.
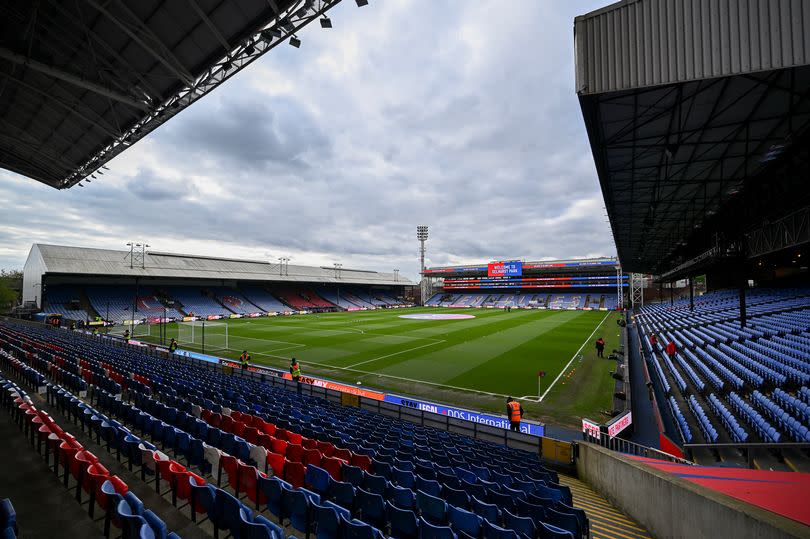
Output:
[178,321,229,351]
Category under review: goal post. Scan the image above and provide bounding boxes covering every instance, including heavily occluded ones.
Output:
[177,321,229,352]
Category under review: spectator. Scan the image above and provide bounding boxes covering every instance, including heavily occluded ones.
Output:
[595,337,606,358]
[168,338,178,354]
[290,357,301,382]
[123,329,130,343]
[665,340,677,358]
[650,333,658,347]
[239,350,250,370]
[506,397,524,432]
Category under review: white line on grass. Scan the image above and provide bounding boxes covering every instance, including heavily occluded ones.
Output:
[537,311,611,403]
[344,339,447,369]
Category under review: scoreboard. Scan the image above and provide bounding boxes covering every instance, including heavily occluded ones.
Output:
[443,274,627,290]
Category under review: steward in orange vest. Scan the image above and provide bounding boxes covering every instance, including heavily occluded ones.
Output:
[506,397,524,432]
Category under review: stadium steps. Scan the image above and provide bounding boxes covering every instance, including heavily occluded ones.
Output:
[0,363,214,539]
[0,391,106,538]
[205,289,236,315]
[558,475,650,539]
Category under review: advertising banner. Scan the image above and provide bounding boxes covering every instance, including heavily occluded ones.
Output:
[176,349,221,365]
[607,411,633,437]
[384,394,544,436]
[487,261,523,277]
[582,417,601,438]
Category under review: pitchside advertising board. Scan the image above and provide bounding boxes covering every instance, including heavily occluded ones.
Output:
[385,394,545,437]
[487,261,523,277]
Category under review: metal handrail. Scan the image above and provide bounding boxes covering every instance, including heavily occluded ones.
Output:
[584,431,694,465]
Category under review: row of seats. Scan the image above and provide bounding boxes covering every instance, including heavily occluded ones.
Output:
[0,322,584,536]
[750,391,810,442]
[728,393,781,443]
[687,395,718,443]
[0,368,178,539]
[668,397,692,444]
[706,394,748,443]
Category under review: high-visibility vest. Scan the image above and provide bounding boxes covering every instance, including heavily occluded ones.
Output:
[291,363,301,378]
[240,353,249,364]
[508,401,521,422]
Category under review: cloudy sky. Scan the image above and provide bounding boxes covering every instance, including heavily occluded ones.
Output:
[0,0,615,281]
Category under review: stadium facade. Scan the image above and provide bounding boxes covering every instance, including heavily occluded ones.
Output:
[423,258,624,310]
[22,244,412,323]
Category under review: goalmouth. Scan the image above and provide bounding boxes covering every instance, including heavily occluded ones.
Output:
[177,321,229,352]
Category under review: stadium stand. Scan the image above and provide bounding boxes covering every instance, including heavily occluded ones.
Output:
[85,286,185,323]
[0,320,592,539]
[41,285,90,321]
[239,286,295,314]
[209,287,263,315]
[162,287,233,318]
[636,289,810,456]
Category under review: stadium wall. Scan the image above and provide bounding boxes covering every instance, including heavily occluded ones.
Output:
[576,443,808,539]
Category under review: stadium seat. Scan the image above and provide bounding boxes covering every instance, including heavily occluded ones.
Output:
[419,516,457,539]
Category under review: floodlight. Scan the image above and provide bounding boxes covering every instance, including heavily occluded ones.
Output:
[320,16,332,28]
[261,28,282,41]
[289,35,301,48]
[244,43,256,55]
[416,225,429,241]
[356,0,368,6]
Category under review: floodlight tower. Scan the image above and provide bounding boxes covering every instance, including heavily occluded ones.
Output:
[417,225,429,305]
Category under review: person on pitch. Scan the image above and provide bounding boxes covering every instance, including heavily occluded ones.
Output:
[595,336,606,358]
[506,397,524,432]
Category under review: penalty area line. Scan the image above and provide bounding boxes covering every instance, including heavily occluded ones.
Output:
[345,339,447,369]
[537,311,611,403]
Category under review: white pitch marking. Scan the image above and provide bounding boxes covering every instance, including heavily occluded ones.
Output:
[344,339,447,369]
[537,311,611,403]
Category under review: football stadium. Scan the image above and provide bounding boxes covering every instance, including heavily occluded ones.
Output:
[1,1,810,539]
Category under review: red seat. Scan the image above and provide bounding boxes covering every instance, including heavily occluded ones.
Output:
[274,429,288,441]
[259,421,276,437]
[231,411,245,422]
[257,433,274,451]
[301,437,317,450]
[243,426,260,445]
[81,462,108,493]
[71,450,99,481]
[220,415,235,433]
[333,448,352,462]
[201,409,212,423]
[286,444,304,463]
[209,413,223,428]
[267,452,285,477]
[271,438,288,455]
[316,441,335,457]
[219,454,239,491]
[180,472,209,514]
[232,421,246,438]
[351,454,372,472]
[155,454,177,492]
[286,431,303,446]
[303,448,323,467]
[283,460,305,488]
[238,462,266,505]
[321,456,343,481]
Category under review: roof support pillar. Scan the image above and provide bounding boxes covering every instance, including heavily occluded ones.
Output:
[689,277,694,311]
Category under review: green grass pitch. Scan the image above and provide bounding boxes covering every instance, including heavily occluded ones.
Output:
[143,308,621,429]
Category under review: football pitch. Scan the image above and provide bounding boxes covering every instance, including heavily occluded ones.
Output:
[146,308,620,428]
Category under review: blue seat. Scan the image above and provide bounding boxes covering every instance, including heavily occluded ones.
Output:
[340,514,384,539]
[118,499,148,539]
[311,502,349,539]
[393,468,416,489]
[416,476,442,497]
[545,508,578,538]
[342,465,365,487]
[556,504,588,538]
[387,501,419,539]
[327,480,355,512]
[487,489,516,512]
[419,516,457,539]
[416,490,447,525]
[189,475,216,524]
[139,522,156,539]
[306,465,332,495]
[0,500,16,536]
[538,522,574,539]
[372,458,393,479]
[143,510,168,539]
[124,492,145,516]
[215,488,248,539]
[281,483,311,535]
[453,468,477,484]
[259,476,289,522]
[387,483,416,510]
[357,487,387,529]
[442,485,470,510]
[240,507,284,539]
[482,520,520,539]
[447,505,482,539]
[460,480,487,501]
[101,480,126,536]
[502,509,535,539]
[470,496,500,525]
[363,473,388,496]
[514,498,547,526]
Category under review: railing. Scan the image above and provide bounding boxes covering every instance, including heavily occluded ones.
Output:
[584,431,694,465]
[684,442,810,468]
